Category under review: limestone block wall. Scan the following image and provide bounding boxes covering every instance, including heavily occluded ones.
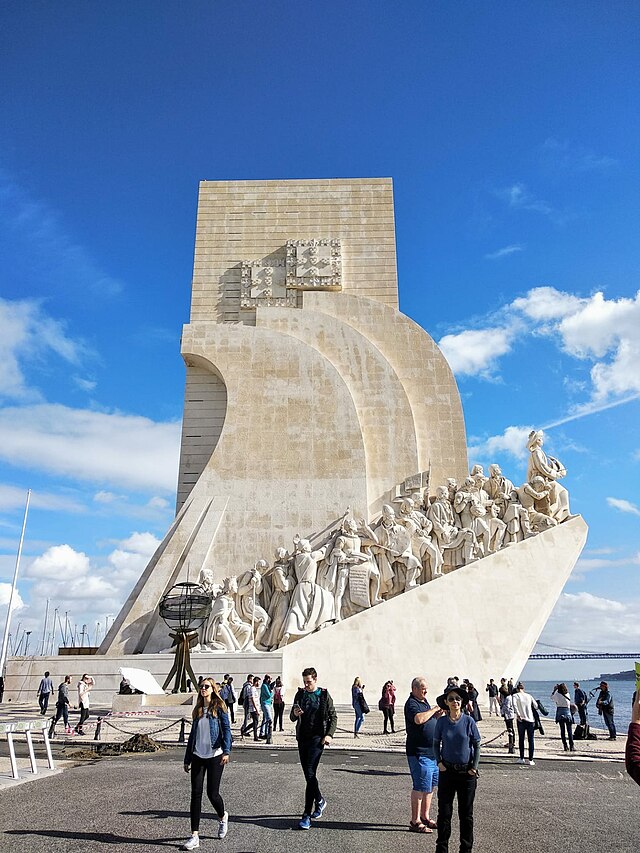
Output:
[191,178,399,324]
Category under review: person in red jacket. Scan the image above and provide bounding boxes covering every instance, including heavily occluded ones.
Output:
[625,689,640,787]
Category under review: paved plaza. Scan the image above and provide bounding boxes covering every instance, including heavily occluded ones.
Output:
[1,745,637,852]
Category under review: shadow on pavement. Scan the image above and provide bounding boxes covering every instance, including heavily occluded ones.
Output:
[5,830,178,847]
[332,767,406,777]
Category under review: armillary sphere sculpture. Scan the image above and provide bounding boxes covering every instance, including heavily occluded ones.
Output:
[159,582,211,693]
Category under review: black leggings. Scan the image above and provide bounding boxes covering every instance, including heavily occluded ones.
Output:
[190,754,225,831]
[273,703,285,730]
[382,707,395,732]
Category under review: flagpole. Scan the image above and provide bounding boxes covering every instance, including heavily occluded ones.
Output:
[0,489,31,676]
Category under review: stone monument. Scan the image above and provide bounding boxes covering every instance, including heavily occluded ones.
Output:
[4,179,586,706]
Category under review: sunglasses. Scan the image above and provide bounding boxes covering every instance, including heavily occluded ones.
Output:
[447,696,462,703]
[200,684,212,691]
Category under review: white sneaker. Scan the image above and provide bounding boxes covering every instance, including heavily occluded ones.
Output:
[218,811,229,839]
[528,759,535,766]
[181,835,200,850]
[517,758,525,764]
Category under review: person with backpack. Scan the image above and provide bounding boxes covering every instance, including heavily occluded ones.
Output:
[238,674,253,734]
[290,666,337,830]
[273,676,285,731]
[220,675,236,724]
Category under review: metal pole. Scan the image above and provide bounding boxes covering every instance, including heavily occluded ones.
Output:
[0,490,31,676]
[40,598,50,655]
[24,631,31,656]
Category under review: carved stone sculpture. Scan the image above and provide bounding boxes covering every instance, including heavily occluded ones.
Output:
[280,537,335,646]
[396,497,443,582]
[371,504,422,597]
[236,560,272,650]
[261,548,295,650]
[428,486,478,569]
[526,430,573,523]
[322,517,381,620]
[200,576,255,652]
[516,478,559,533]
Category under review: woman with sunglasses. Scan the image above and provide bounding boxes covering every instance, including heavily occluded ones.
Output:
[433,685,481,853]
[181,677,232,850]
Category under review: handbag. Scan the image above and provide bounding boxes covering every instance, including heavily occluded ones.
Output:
[359,693,370,714]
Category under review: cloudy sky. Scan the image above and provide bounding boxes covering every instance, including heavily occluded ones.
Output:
[1,2,638,678]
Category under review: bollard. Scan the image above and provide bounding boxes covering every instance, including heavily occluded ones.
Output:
[94,717,102,741]
[178,717,186,743]
[48,717,56,739]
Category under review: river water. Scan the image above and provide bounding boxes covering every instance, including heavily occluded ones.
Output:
[517,679,636,732]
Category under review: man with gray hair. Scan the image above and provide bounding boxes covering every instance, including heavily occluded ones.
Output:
[404,676,443,833]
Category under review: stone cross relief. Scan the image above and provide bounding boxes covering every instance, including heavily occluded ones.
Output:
[240,239,342,312]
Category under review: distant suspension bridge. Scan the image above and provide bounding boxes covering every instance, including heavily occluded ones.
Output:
[529,642,640,661]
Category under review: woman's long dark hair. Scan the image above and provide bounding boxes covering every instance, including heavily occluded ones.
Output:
[192,677,228,720]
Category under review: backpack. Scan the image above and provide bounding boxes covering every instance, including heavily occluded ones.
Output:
[238,682,248,706]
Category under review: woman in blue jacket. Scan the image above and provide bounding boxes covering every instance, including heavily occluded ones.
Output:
[181,677,232,850]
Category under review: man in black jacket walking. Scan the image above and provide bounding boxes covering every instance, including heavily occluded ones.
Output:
[290,666,338,830]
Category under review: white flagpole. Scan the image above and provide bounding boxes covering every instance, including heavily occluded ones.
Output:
[0,489,31,676]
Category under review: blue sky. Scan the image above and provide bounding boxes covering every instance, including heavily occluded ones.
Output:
[0,1,638,677]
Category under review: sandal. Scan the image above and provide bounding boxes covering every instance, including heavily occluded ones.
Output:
[423,818,437,829]
[409,821,432,834]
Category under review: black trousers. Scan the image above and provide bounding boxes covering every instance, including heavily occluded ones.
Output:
[382,707,395,732]
[273,702,285,731]
[39,693,51,714]
[298,735,325,815]
[190,754,225,831]
[76,702,90,730]
[517,719,535,759]
[227,703,235,724]
[577,704,587,727]
[435,768,477,853]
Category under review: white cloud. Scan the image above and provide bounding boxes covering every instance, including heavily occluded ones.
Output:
[606,497,640,518]
[26,544,91,580]
[438,327,515,377]
[442,286,640,410]
[11,532,160,644]
[484,244,523,260]
[0,583,25,611]
[0,169,124,299]
[511,286,585,321]
[467,425,533,463]
[0,404,180,493]
[117,531,160,555]
[73,376,97,393]
[0,297,84,400]
[0,484,85,514]
[540,591,640,651]
[496,182,554,217]
[541,138,618,172]
[147,496,169,510]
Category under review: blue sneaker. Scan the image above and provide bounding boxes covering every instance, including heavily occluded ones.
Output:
[298,814,312,830]
[311,798,327,819]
